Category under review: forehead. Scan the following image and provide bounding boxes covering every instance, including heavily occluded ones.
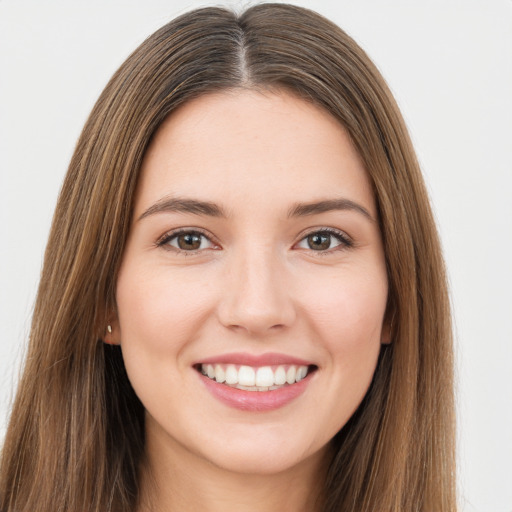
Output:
[136,89,375,217]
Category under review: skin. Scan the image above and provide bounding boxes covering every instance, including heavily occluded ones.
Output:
[107,90,389,512]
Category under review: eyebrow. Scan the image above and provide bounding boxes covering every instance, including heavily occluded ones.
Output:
[138,196,227,221]
[287,198,374,222]
[138,196,374,222]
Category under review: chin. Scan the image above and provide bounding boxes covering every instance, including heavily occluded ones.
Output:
[193,428,330,476]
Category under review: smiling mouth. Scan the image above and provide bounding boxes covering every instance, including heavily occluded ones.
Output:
[196,363,317,392]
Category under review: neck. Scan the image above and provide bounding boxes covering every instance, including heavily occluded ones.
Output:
[137,419,328,512]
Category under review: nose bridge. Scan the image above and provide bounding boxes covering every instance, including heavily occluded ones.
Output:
[217,240,295,334]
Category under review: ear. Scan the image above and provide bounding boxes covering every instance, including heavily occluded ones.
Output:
[380,308,394,345]
[103,317,121,346]
[380,320,392,345]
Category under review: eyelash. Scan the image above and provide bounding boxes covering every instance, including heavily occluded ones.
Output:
[156,227,353,255]
[296,227,354,255]
[156,228,218,254]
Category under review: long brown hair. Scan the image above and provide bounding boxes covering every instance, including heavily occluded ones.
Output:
[0,4,455,511]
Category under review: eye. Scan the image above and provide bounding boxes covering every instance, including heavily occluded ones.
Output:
[296,229,352,252]
[157,230,216,252]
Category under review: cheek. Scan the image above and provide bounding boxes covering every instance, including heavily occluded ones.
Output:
[289,267,388,440]
[300,268,388,360]
[116,265,215,353]
[114,266,208,415]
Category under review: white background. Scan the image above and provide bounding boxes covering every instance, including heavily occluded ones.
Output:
[0,1,511,510]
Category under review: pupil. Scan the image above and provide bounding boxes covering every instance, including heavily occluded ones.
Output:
[178,233,201,250]
[308,233,330,250]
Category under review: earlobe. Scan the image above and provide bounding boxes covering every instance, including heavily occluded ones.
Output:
[380,310,395,345]
[380,323,392,345]
[103,322,121,345]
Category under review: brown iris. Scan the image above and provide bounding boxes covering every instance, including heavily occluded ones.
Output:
[177,232,202,250]
[307,233,331,250]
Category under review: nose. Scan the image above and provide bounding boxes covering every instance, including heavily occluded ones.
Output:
[216,245,296,335]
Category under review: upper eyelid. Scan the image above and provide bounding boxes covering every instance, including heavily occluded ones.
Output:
[156,226,352,250]
[156,227,218,248]
[295,226,352,243]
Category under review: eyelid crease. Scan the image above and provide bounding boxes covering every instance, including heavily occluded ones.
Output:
[155,227,354,256]
[294,227,354,254]
[156,228,219,251]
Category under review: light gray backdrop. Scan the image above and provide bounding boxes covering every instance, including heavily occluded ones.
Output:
[1,1,511,510]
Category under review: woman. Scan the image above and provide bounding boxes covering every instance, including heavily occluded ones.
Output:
[0,4,455,511]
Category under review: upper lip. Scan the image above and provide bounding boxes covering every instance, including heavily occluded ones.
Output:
[195,352,315,367]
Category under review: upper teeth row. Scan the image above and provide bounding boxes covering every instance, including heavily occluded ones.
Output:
[200,364,309,387]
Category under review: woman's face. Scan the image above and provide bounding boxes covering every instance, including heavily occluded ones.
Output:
[113,90,389,476]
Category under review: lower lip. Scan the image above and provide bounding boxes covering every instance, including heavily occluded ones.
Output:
[198,372,313,412]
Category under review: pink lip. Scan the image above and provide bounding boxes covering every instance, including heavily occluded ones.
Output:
[196,352,314,367]
[195,352,316,412]
[199,373,313,412]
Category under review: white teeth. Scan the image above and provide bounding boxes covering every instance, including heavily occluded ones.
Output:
[200,363,311,390]
[238,365,256,386]
[235,384,269,391]
[296,366,308,382]
[255,366,274,387]
[225,364,238,385]
[214,364,225,383]
[274,366,286,385]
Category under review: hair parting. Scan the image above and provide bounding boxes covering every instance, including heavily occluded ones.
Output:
[0,4,455,511]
